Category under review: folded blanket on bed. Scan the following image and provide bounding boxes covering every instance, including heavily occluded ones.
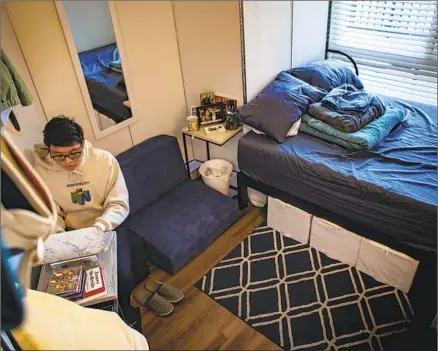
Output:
[321,84,385,115]
[299,107,405,151]
[309,101,385,133]
[308,84,386,133]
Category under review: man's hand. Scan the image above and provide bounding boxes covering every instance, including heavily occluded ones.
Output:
[93,225,105,235]
[55,225,66,234]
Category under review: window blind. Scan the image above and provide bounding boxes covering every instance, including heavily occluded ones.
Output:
[327,1,437,105]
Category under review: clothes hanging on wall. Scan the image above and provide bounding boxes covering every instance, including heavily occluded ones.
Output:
[1,50,33,111]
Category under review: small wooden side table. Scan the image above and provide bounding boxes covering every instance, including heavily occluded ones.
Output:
[182,124,243,178]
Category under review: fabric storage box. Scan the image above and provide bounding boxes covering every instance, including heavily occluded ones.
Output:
[310,217,362,266]
[267,197,312,244]
[356,238,419,293]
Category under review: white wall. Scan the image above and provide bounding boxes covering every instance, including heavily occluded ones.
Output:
[1,4,48,159]
[114,1,187,147]
[63,1,116,52]
[291,1,329,68]
[173,1,243,168]
[243,1,292,101]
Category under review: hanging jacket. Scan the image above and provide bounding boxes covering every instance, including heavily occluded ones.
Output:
[1,50,33,111]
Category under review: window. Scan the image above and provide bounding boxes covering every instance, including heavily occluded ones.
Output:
[327,1,437,105]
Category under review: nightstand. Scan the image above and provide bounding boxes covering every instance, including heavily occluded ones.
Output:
[182,124,242,178]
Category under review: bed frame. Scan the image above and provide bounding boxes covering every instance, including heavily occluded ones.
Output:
[326,49,359,76]
[237,171,430,260]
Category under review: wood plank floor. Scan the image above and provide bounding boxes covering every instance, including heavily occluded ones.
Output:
[132,207,281,350]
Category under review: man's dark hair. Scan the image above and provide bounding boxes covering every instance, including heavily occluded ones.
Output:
[43,116,84,147]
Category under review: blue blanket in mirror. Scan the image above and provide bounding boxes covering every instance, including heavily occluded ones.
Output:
[78,43,131,124]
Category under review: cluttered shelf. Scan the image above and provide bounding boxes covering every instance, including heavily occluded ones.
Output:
[37,231,117,308]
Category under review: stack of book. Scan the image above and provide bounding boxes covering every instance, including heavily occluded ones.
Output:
[46,255,106,305]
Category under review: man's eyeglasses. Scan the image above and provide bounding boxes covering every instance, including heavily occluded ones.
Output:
[50,149,83,162]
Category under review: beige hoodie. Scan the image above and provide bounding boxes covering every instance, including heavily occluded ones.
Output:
[34,140,129,232]
[14,289,149,350]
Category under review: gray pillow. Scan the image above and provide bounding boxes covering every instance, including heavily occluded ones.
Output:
[238,74,326,143]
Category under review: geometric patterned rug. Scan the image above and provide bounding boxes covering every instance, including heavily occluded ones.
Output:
[196,225,414,351]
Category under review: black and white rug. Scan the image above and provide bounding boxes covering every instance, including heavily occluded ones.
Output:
[196,225,413,350]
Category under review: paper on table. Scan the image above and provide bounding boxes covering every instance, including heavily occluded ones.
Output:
[41,227,113,264]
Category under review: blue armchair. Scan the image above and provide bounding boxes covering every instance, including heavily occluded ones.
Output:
[117,135,239,274]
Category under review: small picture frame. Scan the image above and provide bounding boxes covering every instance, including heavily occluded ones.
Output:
[196,103,225,126]
[214,95,238,113]
[200,92,215,106]
[190,106,198,117]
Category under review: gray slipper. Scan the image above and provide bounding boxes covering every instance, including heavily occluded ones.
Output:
[144,280,184,303]
[133,287,174,316]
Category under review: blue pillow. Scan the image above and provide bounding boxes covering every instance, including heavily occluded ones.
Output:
[238,74,326,143]
[275,72,328,102]
[287,60,364,91]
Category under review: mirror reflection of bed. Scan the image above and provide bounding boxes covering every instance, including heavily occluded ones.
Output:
[63,1,132,132]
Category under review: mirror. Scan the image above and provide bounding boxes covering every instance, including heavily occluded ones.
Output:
[58,1,136,137]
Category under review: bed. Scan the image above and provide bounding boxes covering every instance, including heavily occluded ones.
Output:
[238,96,437,253]
[78,43,131,124]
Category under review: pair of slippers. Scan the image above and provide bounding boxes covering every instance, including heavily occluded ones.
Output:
[133,280,184,316]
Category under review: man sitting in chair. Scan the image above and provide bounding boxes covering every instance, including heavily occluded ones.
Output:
[34,116,147,330]
[34,116,128,233]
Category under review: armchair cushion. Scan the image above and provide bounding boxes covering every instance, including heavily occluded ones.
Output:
[122,180,239,273]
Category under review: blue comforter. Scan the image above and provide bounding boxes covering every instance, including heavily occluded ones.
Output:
[78,44,131,124]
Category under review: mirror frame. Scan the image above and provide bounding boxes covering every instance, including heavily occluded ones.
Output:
[55,1,138,139]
